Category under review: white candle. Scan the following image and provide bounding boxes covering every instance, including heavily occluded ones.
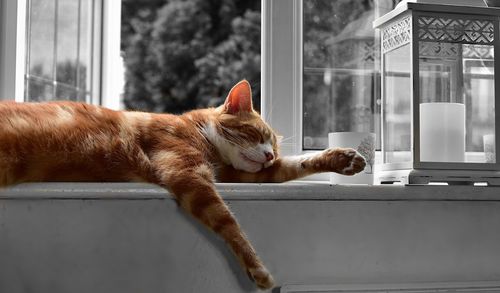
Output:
[420,103,465,162]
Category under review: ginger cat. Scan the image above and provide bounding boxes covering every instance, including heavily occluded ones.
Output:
[0,80,366,290]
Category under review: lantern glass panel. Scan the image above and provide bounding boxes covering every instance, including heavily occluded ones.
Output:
[384,44,412,164]
[418,42,495,163]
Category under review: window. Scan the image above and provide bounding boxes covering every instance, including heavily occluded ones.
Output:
[25,0,98,103]
[2,0,260,110]
[303,1,383,150]
[262,0,401,156]
[0,0,121,108]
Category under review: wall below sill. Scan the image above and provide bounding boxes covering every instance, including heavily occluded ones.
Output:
[1,183,500,293]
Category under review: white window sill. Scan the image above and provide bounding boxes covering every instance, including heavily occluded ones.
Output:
[1,182,499,201]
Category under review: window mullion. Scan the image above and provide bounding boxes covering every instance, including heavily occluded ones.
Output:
[52,0,59,99]
[0,0,27,101]
[24,0,32,101]
[261,0,303,156]
[76,0,81,98]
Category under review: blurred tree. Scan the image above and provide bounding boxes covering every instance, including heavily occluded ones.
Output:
[122,0,261,113]
[195,10,261,110]
[121,0,165,111]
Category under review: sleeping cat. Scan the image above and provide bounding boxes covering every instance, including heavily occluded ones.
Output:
[0,80,366,290]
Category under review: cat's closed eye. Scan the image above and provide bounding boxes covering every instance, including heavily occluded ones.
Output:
[240,126,266,144]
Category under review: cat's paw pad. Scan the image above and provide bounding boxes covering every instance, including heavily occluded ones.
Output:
[324,147,366,175]
[247,266,275,290]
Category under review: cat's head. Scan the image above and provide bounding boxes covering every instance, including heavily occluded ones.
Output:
[207,80,280,173]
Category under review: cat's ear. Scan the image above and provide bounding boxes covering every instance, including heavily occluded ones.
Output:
[223,80,253,114]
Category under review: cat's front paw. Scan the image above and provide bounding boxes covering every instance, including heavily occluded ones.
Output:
[247,265,275,290]
[323,147,366,175]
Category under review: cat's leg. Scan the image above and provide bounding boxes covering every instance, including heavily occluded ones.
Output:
[219,147,366,183]
[149,150,274,289]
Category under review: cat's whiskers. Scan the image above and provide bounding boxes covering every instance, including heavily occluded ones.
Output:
[194,125,210,144]
[216,124,277,161]
[219,136,267,159]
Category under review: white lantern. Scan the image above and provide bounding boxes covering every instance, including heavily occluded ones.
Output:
[374,2,500,185]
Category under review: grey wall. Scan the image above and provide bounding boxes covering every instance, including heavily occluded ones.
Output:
[1,183,500,293]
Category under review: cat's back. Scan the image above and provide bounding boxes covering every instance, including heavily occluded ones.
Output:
[0,101,122,135]
[0,101,152,184]
[0,100,126,151]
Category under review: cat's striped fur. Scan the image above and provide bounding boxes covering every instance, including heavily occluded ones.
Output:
[0,80,366,290]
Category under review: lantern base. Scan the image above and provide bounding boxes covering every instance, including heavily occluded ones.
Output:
[377,169,500,186]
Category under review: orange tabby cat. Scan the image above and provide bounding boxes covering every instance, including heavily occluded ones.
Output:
[0,80,365,290]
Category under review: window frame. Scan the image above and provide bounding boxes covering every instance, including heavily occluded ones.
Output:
[263,0,493,182]
[262,0,396,154]
[261,0,303,157]
[261,0,398,181]
[261,0,343,181]
[0,0,121,109]
[0,0,27,102]
[101,0,122,110]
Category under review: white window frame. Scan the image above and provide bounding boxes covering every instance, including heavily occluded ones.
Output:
[101,0,123,110]
[261,0,303,157]
[262,0,332,181]
[261,0,394,154]
[0,0,122,110]
[0,0,27,102]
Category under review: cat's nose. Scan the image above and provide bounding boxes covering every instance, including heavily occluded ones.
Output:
[264,151,274,162]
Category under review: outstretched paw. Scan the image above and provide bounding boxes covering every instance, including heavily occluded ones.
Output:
[323,147,366,175]
[247,265,275,290]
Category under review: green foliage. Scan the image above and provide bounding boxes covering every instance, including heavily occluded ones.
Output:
[122,0,261,113]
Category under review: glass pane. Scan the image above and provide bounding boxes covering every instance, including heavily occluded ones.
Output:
[56,84,78,101]
[27,78,54,102]
[303,69,375,149]
[384,44,412,164]
[302,0,398,150]
[79,0,92,92]
[56,0,79,86]
[78,92,91,103]
[28,0,56,79]
[419,42,496,163]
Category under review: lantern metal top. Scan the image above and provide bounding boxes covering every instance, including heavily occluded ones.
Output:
[374,3,500,29]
